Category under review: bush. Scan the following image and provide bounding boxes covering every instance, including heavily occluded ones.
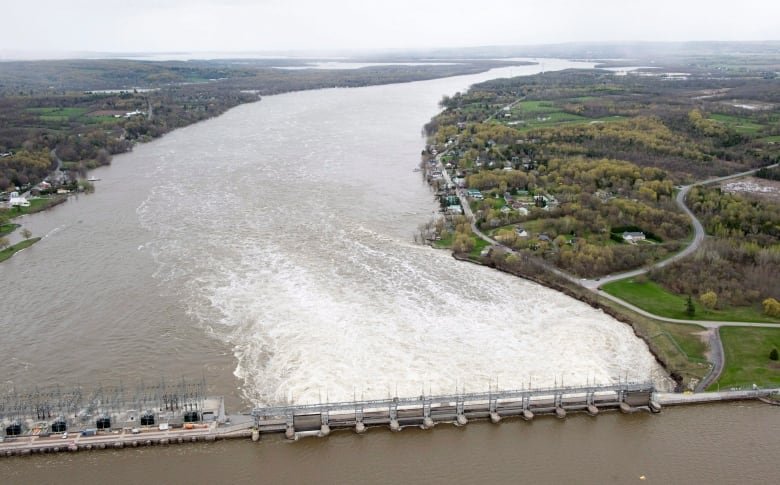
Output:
[770,348,779,361]
[763,298,780,318]
[700,291,718,309]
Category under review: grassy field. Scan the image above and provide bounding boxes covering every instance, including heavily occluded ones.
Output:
[592,291,711,388]
[602,278,780,323]
[709,113,765,134]
[0,223,20,236]
[27,107,116,126]
[0,237,41,263]
[504,100,623,131]
[434,233,454,249]
[1,197,64,218]
[468,236,490,258]
[712,327,780,389]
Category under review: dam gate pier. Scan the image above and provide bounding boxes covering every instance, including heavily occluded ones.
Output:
[251,382,658,440]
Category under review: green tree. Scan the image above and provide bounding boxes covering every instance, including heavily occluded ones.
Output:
[685,295,696,317]
[770,348,779,361]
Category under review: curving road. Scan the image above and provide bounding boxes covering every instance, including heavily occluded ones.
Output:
[582,162,778,289]
[439,150,778,328]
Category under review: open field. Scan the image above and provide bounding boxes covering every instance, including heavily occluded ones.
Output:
[709,113,766,134]
[602,278,780,323]
[1,197,62,218]
[713,327,780,389]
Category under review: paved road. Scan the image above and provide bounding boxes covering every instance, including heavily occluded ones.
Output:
[582,162,778,289]
[441,153,779,331]
[696,328,725,392]
[436,112,777,388]
[597,290,780,328]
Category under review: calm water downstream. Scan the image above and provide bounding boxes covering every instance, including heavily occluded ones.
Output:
[2,59,775,480]
[2,403,778,484]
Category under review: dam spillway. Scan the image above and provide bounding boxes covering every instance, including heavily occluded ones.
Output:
[251,382,658,440]
[2,382,779,456]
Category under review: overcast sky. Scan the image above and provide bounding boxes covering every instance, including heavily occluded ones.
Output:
[2,0,778,55]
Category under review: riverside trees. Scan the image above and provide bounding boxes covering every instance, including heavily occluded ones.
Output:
[425,67,780,295]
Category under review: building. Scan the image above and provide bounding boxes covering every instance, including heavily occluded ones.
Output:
[622,231,646,242]
[9,196,30,207]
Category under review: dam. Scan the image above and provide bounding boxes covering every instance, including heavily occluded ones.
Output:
[3,379,777,457]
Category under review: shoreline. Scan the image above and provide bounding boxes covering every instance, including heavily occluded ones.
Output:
[450,252,684,387]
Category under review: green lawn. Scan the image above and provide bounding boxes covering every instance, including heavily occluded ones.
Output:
[660,323,709,363]
[434,232,454,249]
[594,293,711,388]
[0,237,41,263]
[27,107,89,118]
[0,223,20,236]
[602,278,780,323]
[712,327,780,390]
[469,237,490,258]
[1,197,54,217]
[514,100,560,113]
[709,114,765,134]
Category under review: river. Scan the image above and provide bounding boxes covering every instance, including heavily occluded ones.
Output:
[4,58,774,480]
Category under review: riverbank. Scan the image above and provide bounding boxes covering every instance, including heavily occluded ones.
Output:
[421,66,780,390]
[1,58,534,199]
[0,237,41,263]
[451,252,708,390]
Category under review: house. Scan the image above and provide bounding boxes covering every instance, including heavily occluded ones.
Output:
[537,234,551,242]
[516,227,529,238]
[10,196,30,207]
[467,189,483,200]
[500,206,513,214]
[446,205,463,215]
[622,231,646,242]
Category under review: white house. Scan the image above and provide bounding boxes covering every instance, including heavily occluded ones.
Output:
[515,227,529,238]
[622,231,646,242]
[10,196,30,207]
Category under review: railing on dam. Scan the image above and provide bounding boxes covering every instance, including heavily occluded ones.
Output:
[251,381,656,430]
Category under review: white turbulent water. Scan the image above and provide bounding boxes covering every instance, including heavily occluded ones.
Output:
[130,60,667,405]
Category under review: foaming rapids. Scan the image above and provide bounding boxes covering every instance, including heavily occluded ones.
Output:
[135,64,670,406]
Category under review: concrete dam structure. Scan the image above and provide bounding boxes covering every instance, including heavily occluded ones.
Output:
[3,380,778,456]
[250,382,659,440]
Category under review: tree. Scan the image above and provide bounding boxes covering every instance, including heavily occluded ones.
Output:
[763,298,780,318]
[453,233,475,254]
[0,236,9,250]
[20,228,32,240]
[770,348,779,361]
[685,295,695,317]
[700,291,718,309]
